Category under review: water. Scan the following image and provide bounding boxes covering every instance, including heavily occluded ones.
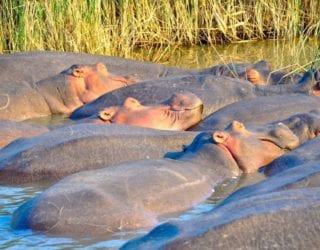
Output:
[0,39,316,249]
[132,37,319,70]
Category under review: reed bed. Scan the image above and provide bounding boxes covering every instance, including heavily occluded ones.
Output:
[0,0,319,67]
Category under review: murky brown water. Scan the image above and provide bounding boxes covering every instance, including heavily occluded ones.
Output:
[1,38,318,249]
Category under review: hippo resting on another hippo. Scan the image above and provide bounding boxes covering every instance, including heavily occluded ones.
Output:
[12,116,303,236]
[71,69,320,120]
[88,91,203,131]
[122,131,320,250]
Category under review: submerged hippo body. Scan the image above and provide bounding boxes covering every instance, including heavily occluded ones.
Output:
[12,119,300,236]
[192,94,320,131]
[71,71,318,120]
[91,91,203,131]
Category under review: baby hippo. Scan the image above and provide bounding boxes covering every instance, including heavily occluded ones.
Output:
[92,91,203,131]
[65,62,138,104]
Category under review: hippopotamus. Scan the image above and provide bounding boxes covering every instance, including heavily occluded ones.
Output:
[0,120,49,149]
[122,133,320,249]
[191,94,320,131]
[89,91,203,131]
[11,118,300,236]
[0,124,199,184]
[70,69,319,120]
[34,63,139,114]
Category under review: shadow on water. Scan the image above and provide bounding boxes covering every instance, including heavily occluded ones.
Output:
[0,39,318,248]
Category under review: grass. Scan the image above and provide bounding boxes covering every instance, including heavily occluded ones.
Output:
[0,0,319,72]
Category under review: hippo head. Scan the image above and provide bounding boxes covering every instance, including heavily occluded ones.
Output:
[212,121,299,173]
[63,63,137,104]
[278,109,320,144]
[96,91,203,131]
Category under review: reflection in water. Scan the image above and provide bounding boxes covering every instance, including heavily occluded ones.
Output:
[132,37,319,71]
[1,39,315,248]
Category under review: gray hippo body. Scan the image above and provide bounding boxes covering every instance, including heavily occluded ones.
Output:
[192,94,320,131]
[0,123,198,184]
[122,137,320,250]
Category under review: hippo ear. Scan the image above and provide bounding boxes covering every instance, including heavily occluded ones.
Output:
[72,68,85,78]
[98,107,117,121]
[212,131,228,144]
[123,97,141,108]
[96,63,109,74]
